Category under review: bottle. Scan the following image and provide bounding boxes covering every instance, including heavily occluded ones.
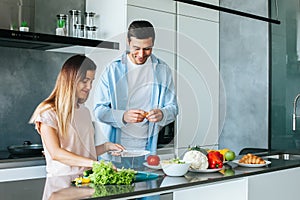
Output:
[85,12,96,27]
[56,14,68,36]
[69,10,81,37]
[74,24,85,38]
[85,26,97,39]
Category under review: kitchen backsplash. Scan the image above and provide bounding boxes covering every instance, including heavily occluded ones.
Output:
[0,0,87,151]
[0,0,84,34]
[35,0,85,35]
[0,0,35,31]
[0,46,71,150]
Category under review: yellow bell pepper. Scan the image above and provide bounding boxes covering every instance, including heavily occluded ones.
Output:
[218,149,230,158]
[82,177,91,184]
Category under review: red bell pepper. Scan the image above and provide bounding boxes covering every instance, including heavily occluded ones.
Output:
[216,151,224,161]
[207,151,223,169]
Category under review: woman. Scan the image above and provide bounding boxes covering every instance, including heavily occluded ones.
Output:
[30,55,124,177]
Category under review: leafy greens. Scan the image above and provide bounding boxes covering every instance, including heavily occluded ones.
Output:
[89,160,136,185]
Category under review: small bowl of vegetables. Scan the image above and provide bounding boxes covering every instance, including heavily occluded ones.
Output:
[160,158,191,176]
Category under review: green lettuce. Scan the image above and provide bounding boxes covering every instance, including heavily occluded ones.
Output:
[89,160,135,185]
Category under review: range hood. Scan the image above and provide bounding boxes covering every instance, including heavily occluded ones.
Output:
[0,29,119,51]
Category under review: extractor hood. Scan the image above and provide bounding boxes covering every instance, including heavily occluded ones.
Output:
[0,29,119,51]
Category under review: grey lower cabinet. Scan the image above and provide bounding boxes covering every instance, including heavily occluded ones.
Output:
[173,178,248,200]
[172,167,300,200]
[248,167,300,200]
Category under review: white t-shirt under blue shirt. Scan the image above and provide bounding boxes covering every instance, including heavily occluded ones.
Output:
[120,55,153,149]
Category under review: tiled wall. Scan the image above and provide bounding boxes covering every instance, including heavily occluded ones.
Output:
[0,0,85,151]
[0,47,71,150]
[0,0,35,31]
[219,0,269,153]
[0,0,85,34]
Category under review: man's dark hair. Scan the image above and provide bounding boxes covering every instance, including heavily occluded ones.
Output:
[127,20,155,43]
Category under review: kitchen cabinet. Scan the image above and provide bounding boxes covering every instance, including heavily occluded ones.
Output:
[248,167,300,200]
[174,178,247,200]
[86,0,176,67]
[127,0,176,12]
[0,165,46,182]
[85,0,176,151]
[126,5,176,73]
[176,1,219,156]
[176,0,219,21]
[174,166,300,200]
[86,1,220,156]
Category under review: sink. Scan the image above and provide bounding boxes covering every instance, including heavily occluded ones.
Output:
[262,153,300,160]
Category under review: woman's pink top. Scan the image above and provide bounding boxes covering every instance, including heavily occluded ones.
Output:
[35,104,97,177]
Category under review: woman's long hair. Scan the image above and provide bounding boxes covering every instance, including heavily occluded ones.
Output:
[30,55,96,137]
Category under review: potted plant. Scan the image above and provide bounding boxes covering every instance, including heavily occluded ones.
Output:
[19,21,29,32]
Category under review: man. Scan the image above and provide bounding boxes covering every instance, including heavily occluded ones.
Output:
[93,20,178,168]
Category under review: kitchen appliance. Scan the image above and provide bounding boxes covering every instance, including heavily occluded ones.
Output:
[0,29,119,50]
[157,122,174,148]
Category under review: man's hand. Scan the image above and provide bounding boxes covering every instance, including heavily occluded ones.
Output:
[146,109,163,122]
[123,109,148,123]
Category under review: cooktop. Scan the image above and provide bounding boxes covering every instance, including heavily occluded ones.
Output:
[0,150,43,160]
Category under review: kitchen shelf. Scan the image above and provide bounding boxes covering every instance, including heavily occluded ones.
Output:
[0,29,119,52]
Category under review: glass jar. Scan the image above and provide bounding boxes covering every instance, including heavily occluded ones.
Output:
[74,24,85,38]
[85,12,96,27]
[69,10,81,37]
[85,26,97,39]
[56,14,68,36]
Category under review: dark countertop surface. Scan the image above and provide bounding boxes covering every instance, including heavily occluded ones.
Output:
[1,152,300,200]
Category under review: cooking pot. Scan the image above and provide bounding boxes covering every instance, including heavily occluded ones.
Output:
[7,141,43,156]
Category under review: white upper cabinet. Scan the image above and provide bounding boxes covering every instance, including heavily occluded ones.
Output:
[127,0,176,13]
[126,5,176,72]
[86,0,176,78]
[86,0,126,44]
[177,0,219,22]
[86,0,220,154]
[176,1,219,154]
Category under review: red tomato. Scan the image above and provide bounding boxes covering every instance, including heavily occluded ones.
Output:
[147,155,160,166]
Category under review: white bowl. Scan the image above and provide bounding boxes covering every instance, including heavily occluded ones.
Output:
[160,160,191,176]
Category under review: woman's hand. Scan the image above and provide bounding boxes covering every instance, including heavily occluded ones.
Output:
[104,142,125,156]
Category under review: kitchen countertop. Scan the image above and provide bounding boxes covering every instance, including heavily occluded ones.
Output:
[1,152,300,200]
[0,156,45,169]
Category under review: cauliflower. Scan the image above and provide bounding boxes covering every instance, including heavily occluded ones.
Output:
[183,150,208,170]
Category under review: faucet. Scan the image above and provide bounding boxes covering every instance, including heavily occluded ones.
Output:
[293,93,300,131]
